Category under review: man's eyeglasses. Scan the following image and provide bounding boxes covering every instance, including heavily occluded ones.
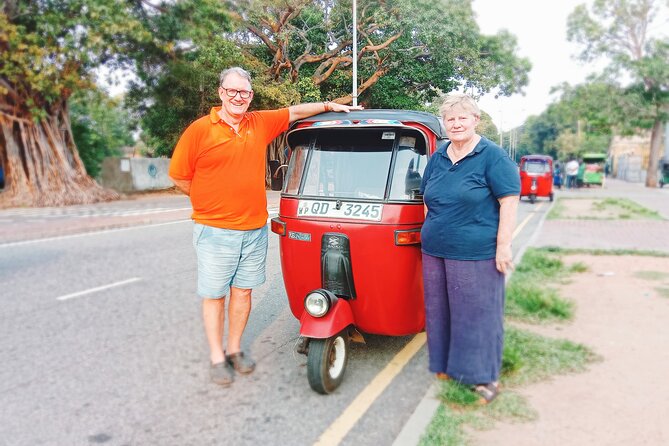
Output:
[221,88,253,99]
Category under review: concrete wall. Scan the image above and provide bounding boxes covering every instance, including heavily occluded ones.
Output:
[100,157,173,193]
[616,154,647,183]
[609,125,668,183]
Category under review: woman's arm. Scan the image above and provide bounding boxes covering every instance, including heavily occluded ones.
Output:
[496,194,519,274]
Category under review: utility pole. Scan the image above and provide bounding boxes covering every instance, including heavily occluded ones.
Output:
[352,0,358,106]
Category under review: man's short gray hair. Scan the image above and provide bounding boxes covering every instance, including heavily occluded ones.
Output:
[439,92,481,118]
[219,67,252,86]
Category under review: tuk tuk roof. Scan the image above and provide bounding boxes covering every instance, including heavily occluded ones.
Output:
[290,109,447,139]
[582,152,607,160]
[521,154,553,161]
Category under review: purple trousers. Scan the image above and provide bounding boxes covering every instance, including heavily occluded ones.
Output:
[421,253,505,385]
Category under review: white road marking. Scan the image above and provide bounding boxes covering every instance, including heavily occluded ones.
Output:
[0,219,192,249]
[0,206,191,218]
[56,277,142,301]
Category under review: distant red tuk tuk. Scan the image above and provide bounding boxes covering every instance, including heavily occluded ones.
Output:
[519,154,554,203]
[270,110,447,393]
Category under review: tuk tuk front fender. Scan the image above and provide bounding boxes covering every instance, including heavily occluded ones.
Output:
[299,299,354,339]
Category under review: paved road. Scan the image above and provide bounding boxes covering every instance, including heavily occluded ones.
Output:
[0,191,545,446]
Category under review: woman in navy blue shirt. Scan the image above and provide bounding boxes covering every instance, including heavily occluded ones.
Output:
[420,93,520,404]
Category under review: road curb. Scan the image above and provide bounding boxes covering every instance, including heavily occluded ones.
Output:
[392,382,440,446]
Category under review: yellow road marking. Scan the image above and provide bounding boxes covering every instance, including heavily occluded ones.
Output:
[315,204,542,445]
[513,202,543,238]
[314,332,427,446]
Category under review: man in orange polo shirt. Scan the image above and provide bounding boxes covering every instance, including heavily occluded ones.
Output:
[169,67,362,386]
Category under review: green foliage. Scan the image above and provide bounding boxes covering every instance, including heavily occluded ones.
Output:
[228,0,531,109]
[296,77,322,103]
[476,112,500,143]
[549,197,661,220]
[515,248,565,277]
[506,283,574,321]
[516,81,620,160]
[506,248,577,322]
[0,1,154,116]
[566,0,669,184]
[512,1,668,168]
[128,38,245,157]
[419,404,471,446]
[439,382,481,406]
[69,89,135,178]
[423,326,595,445]
[501,327,597,386]
[592,197,662,219]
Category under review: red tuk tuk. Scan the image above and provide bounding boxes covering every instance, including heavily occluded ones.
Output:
[270,110,447,393]
[519,154,554,203]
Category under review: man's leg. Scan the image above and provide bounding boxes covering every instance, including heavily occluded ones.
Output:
[202,297,226,365]
[226,286,252,354]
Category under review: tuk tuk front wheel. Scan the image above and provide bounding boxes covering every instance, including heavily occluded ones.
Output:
[307,330,350,394]
[529,194,537,204]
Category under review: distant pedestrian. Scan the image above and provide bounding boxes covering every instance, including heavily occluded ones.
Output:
[168,66,362,386]
[553,163,563,189]
[565,158,579,189]
[419,92,520,405]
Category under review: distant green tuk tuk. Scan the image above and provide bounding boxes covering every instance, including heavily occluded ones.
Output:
[581,152,607,187]
[660,160,669,188]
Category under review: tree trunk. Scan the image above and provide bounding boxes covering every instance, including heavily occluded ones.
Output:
[0,100,118,208]
[645,118,663,188]
[265,132,288,188]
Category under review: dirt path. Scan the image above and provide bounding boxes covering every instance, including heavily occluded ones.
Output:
[472,254,669,445]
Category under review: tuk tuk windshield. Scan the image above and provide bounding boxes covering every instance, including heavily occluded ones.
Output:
[284,127,427,201]
[523,160,551,174]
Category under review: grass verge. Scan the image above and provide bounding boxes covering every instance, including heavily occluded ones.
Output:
[419,247,598,446]
[420,327,597,446]
[548,197,661,220]
[505,248,585,323]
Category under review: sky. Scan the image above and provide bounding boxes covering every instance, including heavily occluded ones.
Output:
[472,0,597,130]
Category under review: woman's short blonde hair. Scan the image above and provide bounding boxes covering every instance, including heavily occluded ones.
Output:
[439,92,481,119]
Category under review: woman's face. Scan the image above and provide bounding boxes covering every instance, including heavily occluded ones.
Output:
[442,105,480,144]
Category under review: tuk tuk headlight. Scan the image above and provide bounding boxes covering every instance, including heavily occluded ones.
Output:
[304,289,338,318]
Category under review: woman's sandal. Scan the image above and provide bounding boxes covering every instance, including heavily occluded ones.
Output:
[436,372,451,381]
[473,383,500,405]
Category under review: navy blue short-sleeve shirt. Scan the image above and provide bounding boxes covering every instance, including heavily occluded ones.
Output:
[420,137,520,260]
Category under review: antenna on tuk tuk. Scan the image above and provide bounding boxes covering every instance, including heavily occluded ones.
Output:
[352,0,358,106]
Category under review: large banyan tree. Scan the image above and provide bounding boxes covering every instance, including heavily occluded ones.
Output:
[1,0,228,207]
[226,0,531,108]
[225,0,531,165]
[0,1,155,207]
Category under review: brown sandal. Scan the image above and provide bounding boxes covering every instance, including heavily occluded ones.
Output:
[473,383,499,405]
[226,351,256,374]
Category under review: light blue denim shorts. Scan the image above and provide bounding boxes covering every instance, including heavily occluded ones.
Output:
[192,223,268,299]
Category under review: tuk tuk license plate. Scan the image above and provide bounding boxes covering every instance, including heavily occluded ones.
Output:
[297,200,383,221]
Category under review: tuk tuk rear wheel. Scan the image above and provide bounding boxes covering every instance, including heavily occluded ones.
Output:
[307,330,350,394]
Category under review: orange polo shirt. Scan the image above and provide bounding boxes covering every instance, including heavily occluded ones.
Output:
[169,107,290,230]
